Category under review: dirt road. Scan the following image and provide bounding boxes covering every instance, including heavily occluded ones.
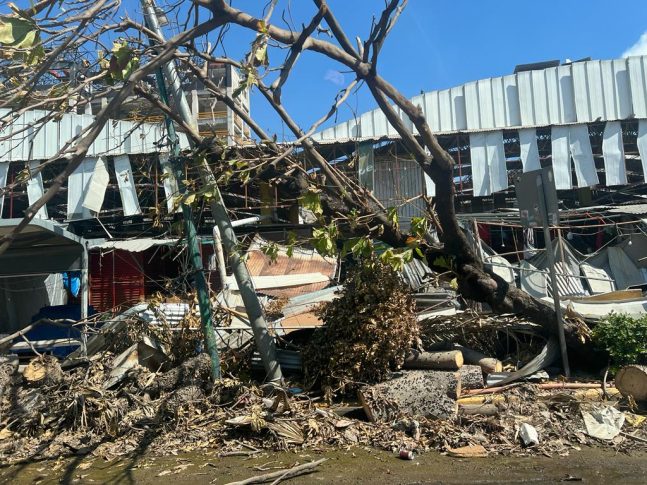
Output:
[1,446,646,484]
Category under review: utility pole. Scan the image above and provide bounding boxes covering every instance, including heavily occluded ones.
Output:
[143,8,221,381]
[141,0,283,383]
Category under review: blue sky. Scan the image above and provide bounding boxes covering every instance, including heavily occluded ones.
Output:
[12,0,647,140]
[208,0,647,140]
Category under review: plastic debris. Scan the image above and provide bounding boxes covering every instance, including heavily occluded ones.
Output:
[519,423,539,446]
[581,405,625,440]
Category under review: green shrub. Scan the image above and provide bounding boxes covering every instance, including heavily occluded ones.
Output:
[592,313,647,369]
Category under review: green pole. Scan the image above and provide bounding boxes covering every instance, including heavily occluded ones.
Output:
[146,25,221,381]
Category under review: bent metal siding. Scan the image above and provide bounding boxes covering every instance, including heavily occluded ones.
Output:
[313,56,647,196]
[313,56,647,142]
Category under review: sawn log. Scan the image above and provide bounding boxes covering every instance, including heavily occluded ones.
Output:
[615,364,647,402]
[403,350,463,370]
[459,364,485,390]
[453,344,502,374]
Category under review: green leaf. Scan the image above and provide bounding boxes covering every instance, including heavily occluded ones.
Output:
[261,241,279,264]
[286,231,297,258]
[312,223,338,258]
[0,16,43,64]
[300,188,323,216]
[386,207,399,230]
[410,216,429,239]
[0,16,35,46]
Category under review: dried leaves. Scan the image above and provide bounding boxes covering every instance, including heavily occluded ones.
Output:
[303,258,419,394]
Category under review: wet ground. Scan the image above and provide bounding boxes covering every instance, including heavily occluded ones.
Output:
[1,446,646,484]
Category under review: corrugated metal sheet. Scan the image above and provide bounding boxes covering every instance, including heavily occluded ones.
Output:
[313,55,647,142]
[243,236,337,299]
[114,155,142,216]
[372,157,427,230]
[90,238,178,252]
[89,250,145,311]
[0,108,190,163]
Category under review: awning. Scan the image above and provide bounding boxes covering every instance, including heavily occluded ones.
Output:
[0,219,85,276]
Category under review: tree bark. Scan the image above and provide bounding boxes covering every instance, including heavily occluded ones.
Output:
[403,350,463,370]
[358,370,460,422]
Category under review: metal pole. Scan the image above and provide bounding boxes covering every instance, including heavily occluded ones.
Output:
[536,174,570,377]
[80,242,89,321]
[80,241,89,356]
[143,2,221,381]
[141,0,282,383]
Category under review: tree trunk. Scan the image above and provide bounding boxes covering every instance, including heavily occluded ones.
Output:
[459,364,485,390]
[357,370,459,422]
[454,345,503,374]
[403,350,463,370]
[615,365,647,402]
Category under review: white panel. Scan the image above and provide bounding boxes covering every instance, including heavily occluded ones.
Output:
[519,128,540,172]
[425,90,440,132]
[450,86,467,130]
[424,173,435,197]
[385,108,397,137]
[0,110,11,162]
[572,62,591,122]
[0,161,9,217]
[544,67,562,124]
[469,132,489,196]
[531,69,549,125]
[613,59,632,119]
[602,121,627,186]
[503,75,521,127]
[348,117,360,138]
[438,89,453,132]
[93,120,109,156]
[637,120,647,183]
[557,65,577,123]
[67,157,97,220]
[477,79,494,129]
[82,156,109,213]
[360,111,374,138]
[586,61,605,120]
[463,81,481,130]
[551,126,572,189]
[485,131,508,193]
[373,109,388,137]
[159,153,180,213]
[628,56,647,118]
[491,77,507,128]
[26,160,48,219]
[568,125,598,188]
[114,154,141,216]
[601,60,618,119]
[29,112,47,160]
[517,71,535,126]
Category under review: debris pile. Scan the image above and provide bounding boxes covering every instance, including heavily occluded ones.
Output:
[303,259,419,394]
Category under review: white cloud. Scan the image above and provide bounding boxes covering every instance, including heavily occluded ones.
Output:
[623,31,647,58]
[324,69,344,86]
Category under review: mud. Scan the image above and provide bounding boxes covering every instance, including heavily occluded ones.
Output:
[1,446,646,484]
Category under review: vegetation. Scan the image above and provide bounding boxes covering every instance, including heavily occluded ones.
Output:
[592,313,647,369]
[303,258,419,396]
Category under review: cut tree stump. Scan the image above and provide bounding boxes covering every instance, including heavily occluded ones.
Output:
[23,356,63,387]
[615,365,647,402]
[403,350,463,370]
[458,403,499,416]
[453,345,502,374]
[358,370,459,422]
[459,364,484,390]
